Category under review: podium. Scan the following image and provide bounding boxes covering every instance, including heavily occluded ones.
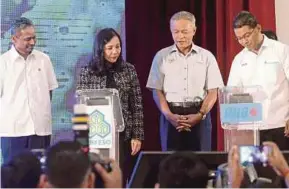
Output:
[218,86,266,151]
[75,89,125,163]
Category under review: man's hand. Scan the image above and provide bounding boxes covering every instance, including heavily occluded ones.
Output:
[165,113,181,128]
[131,139,141,156]
[263,141,289,176]
[94,159,122,188]
[284,120,289,137]
[228,145,244,188]
[176,113,202,132]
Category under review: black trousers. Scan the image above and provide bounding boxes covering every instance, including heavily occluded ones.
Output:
[1,135,51,164]
[165,104,202,151]
[118,132,139,187]
[260,127,289,150]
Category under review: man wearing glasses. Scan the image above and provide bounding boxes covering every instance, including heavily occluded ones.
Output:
[0,17,58,163]
[227,11,289,150]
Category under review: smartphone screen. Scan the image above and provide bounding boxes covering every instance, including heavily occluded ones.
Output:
[239,145,271,165]
[31,149,46,171]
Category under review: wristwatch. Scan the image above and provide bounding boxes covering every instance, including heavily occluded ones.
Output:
[198,110,206,120]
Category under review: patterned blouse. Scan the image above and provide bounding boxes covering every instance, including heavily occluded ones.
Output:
[76,62,144,141]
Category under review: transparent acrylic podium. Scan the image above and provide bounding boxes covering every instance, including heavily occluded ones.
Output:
[75,89,125,163]
[218,86,266,151]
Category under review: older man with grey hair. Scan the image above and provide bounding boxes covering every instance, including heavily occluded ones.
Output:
[0,17,58,163]
[146,11,224,151]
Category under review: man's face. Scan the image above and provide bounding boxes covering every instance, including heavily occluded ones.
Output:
[234,25,261,50]
[12,26,36,57]
[170,19,196,51]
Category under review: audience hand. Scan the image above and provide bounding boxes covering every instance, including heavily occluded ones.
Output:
[263,141,289,176]
[94,159,122,188]
[228,145,244,188]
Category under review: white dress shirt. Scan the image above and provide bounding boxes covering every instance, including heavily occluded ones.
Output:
[227,35,289,130]
[146,44,224,102]
[0,46,58,136]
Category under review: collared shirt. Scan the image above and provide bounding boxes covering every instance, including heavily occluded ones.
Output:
[76,62,144,141]
[146,44,224,102]
[227,35,289,130]
[0,46,58,136]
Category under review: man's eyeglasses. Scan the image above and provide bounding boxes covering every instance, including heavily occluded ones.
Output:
[235,28,255,41]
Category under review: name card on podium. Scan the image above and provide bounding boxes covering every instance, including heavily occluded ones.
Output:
[220,103,262,124]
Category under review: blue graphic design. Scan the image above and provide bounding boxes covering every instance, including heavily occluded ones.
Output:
[89,110,111,138]
[220,103,262,124]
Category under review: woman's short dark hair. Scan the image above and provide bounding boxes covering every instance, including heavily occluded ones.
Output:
[233,11,258,29]
[90,28,123,73]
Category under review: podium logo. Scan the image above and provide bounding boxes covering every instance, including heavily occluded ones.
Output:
[89,110,111,138]
[250,108,257,117]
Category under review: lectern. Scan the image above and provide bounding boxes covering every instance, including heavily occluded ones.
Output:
[218,86,266,151]
[75,89,124,163]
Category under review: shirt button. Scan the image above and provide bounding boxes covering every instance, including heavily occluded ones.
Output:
[184,88,186,90]
[184,78,187,80]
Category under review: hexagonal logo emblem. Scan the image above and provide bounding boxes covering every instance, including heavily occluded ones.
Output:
[89,109,111,138]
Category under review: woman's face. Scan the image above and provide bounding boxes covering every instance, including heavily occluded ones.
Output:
[103,36,121,63]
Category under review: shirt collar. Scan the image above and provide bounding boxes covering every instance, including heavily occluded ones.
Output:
[10,45,36,62]
[244,34,270,52]
[170,43,199,55]
[261,35,270,48]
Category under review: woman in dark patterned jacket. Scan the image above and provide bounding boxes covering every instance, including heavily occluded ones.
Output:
[76,28,144,184]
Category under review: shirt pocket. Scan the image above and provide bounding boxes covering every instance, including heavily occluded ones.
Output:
[263,60,279,84]
[163,63,182,93]
[190,61,207,87]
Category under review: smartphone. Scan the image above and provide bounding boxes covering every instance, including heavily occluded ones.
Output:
[31,149,46,171]
[239,145,271,165]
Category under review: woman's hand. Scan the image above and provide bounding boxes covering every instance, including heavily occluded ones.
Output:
[131,139,142,156]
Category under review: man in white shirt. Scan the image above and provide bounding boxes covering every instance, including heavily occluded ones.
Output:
[0,17,58,163]
[146,11,224,151]
[228,11,289,150]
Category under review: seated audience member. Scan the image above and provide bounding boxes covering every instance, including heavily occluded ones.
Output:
[228,141,289,188]
[41,141,95,188]
[41,141,122,188]
[155,151,209,188]
[262,30,278,40]
[1,151,42,188]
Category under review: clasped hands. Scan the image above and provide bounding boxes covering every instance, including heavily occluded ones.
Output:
[166,113,203,132]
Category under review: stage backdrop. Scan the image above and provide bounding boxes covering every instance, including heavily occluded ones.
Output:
[0,0,125,145]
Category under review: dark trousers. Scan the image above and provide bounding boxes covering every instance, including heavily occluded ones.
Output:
[1,135,51,164]
[260,127,289,150]
[200,112,212,151]
[119,132,139,187]
[163,104,202,151]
